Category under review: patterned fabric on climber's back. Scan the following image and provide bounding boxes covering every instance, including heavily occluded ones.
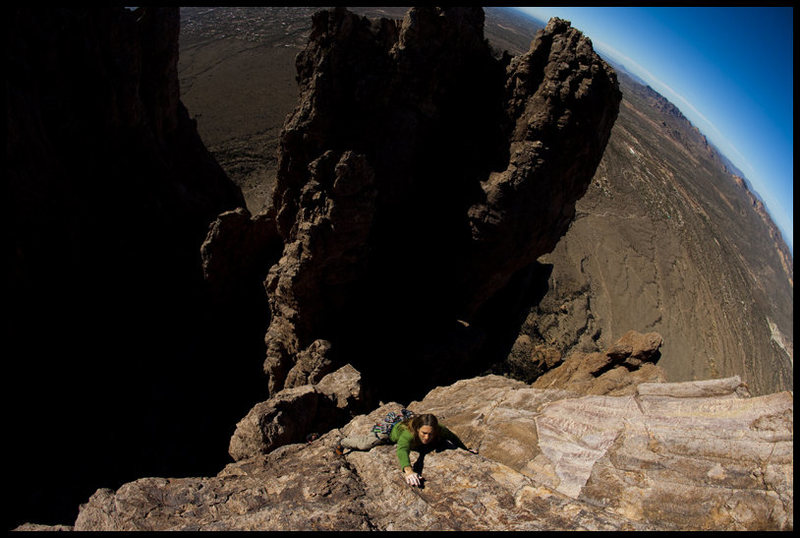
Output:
[371,409,414,436]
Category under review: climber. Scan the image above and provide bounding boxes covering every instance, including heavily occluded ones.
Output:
[335,411,478,487]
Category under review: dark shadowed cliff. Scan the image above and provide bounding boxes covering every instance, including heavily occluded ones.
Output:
[5,7,264,530]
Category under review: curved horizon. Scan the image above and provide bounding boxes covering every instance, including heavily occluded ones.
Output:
[515,7,793,254]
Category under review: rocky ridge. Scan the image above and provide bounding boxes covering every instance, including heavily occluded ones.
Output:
[34,336,792,530]
[18,329,791,531]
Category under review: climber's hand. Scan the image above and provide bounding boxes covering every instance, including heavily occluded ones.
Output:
[404,472,422,487]
[467,447,479,454]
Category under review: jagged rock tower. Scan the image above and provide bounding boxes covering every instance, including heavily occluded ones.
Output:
[236,8,622,400]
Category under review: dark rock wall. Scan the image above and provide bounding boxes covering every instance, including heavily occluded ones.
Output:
[5,7,259,530]
[243,8,620,402]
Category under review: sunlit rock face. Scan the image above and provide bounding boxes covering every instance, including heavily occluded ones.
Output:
[69,370,792,531]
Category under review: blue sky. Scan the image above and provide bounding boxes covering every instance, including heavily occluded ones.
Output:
[515,7,793,253]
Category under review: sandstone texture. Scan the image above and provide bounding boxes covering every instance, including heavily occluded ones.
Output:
[228,330,662,462]
[65,371,792,531]
[58,333,790,531]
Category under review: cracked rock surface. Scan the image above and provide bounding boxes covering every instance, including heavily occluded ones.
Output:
[68,369,792,531]
[68,333,791,531]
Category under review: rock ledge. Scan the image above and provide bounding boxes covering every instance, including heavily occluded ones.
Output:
[62,373,791,531]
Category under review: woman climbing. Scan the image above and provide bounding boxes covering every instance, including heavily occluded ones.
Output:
[335,411,478,487]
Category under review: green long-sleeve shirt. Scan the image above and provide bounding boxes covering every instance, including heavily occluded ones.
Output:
[389,422,468,470]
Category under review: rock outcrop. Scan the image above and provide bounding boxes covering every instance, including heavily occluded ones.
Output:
[198,7,621,402]
[228,364,369,462]
[531,329,667,394]
[200,207,282,307]
[15,330,793,531]
[228,329,664,463]
[67,370,792,531]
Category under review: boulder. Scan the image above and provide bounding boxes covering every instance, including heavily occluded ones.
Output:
[228,364,367,461]
[316,362,368,410]
[228,385,323,462]
[532,330,666,395]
